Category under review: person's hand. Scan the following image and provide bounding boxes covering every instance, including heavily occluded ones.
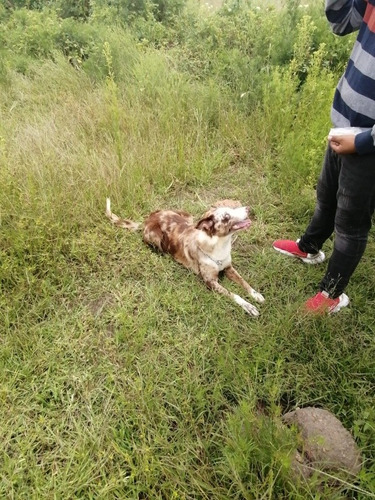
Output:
[328,134,356,154]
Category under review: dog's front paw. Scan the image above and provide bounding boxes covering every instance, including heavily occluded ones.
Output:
[234,295,260,317]
[252,291,265,304]
[243,302,260,317]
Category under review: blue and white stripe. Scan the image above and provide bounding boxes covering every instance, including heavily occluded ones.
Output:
[325,0,375,153]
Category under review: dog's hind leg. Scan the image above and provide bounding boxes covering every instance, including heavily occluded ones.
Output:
[224,266,264,304]
[205,279,260,317]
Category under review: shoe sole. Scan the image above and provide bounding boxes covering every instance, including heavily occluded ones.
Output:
[329,293,350,314]
[273,246,325,265]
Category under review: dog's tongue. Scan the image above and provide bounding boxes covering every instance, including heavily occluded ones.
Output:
[233,220,251,231]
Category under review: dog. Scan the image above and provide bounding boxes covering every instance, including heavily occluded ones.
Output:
[106,198,264,316]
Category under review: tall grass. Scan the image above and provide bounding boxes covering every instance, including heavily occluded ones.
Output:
[0,1,374,498]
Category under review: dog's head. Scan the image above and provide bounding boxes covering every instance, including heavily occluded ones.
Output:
[196,200,251,237]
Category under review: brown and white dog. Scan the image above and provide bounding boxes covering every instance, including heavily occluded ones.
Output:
[106,198,264,316]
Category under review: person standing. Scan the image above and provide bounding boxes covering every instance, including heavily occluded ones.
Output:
[273,0,375,313]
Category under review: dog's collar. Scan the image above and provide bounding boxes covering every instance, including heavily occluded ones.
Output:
[198,247,225,267]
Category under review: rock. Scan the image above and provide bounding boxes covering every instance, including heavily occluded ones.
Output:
[282,407,362,480]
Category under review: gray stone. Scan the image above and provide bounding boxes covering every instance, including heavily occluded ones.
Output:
[282,407,362,479]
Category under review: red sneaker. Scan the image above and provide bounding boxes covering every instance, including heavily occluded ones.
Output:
[304,291,349,314]
[272,239,325,265]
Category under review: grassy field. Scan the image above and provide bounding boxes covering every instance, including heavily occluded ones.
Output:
[0,1,374,498]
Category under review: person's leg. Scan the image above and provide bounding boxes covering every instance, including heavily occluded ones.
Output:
[298,147,340,254]
[273,147,337,263]
[319,150,375,298]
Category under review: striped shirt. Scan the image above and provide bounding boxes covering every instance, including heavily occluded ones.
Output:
[326,0,375,153]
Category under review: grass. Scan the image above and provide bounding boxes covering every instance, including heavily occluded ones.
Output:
[1,2,375,498]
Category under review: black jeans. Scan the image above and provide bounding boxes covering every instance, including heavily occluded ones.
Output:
[299,146,375,298]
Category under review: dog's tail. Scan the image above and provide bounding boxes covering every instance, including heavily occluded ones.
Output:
[106,198,141,231]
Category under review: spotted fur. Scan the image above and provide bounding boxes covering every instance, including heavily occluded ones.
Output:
[106,198,264,316]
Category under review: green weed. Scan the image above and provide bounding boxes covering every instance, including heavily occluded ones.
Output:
[0,1,374,498]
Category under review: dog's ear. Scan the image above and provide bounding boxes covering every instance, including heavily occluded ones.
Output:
[196,215,214,234]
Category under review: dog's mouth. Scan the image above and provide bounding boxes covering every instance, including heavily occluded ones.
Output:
[232,219,251,231]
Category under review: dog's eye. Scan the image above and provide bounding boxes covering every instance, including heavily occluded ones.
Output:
[222,214,230,223]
